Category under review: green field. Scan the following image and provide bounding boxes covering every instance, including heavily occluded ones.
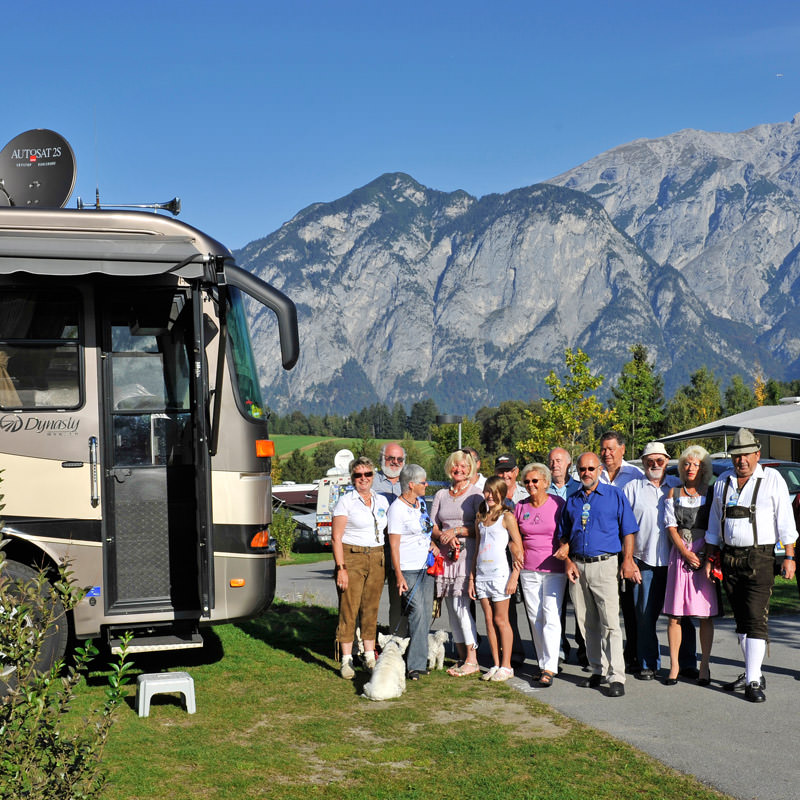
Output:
[271,434,435,460]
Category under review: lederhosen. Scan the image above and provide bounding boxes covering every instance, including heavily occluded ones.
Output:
[719,477,774,640]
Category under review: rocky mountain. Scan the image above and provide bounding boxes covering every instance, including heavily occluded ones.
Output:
[237,115,800,416]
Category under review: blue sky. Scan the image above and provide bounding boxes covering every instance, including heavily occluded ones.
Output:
[5,1,800,249]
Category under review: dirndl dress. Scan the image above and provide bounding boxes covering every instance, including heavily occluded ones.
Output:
[662,489,720,618]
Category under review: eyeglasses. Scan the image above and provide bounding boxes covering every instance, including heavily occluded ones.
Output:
[645,458,667,467]
[412,479,428,485]
[353,471,373,479]
[523,478,541,485]
[578,466,598,473]
[384,456,405,464]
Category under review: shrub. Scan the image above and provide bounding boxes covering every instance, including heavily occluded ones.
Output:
[0,487,133,800]
[270,506,298,559]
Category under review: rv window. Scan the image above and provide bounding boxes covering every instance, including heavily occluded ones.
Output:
[0,290,81,410]
[227,288,266,420]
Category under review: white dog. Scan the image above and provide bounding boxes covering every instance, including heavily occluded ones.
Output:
[427,630,449,671]
[361,633,410,701]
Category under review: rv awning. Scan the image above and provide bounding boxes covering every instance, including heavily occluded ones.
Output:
[0,207,228,279]
[0,231,210,278]
[660,400,800,444]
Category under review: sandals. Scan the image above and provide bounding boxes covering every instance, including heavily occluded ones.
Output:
[490,666,514,682]
[481,666,499,681]
[448,661,480,677]
[537,670,555,688]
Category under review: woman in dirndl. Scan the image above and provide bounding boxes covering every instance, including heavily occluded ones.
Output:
[663,445,719,685]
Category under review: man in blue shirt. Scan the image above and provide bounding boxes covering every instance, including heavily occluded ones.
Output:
[558,452,639,697]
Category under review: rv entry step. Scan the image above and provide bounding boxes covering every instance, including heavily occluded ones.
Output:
[108,625,204,655]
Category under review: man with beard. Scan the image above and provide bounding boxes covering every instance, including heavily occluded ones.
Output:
[705,428,797,702]
[374,442,407,633]
[623,442,695,680]
[559,452,639,697]
[373,442,406,503]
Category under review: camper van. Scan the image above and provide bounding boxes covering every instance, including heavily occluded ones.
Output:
[0,130,299,668]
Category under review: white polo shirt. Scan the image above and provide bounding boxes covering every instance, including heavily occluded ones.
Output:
[332,490,389,548]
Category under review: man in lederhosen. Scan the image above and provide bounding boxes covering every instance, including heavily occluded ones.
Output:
[705,428,797,702]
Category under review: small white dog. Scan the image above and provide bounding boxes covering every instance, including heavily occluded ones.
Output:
[427,630,449,671]
[361,633,410,701]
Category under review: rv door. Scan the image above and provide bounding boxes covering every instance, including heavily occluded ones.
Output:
[99,285,212,616]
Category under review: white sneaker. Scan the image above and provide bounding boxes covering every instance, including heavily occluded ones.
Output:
[491,667,514,682]
[340,657,355,679]
[481,666,499,681]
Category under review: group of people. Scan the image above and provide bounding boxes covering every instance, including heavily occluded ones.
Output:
[330,428,797,703]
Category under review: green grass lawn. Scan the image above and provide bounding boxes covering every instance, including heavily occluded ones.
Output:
[271,434,435,460]
[72,602,733,800]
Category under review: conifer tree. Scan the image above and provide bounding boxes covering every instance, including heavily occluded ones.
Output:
[608,344,665,459]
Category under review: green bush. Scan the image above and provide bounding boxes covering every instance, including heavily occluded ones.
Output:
[270,506,298,559]
[0,510,133,800]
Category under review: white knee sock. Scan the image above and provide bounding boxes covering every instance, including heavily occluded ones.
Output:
[744,637,766,684]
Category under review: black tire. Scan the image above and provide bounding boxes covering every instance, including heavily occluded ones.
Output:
[1,559,70,686]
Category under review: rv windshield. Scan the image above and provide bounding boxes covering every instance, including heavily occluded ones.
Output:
[227,288,266,420]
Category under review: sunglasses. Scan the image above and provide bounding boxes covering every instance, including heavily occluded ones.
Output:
[578,466,598,473]
[384,456,405,463]
[523,478,541,485]
[353,471,373,479]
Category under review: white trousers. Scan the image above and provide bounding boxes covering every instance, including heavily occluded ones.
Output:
[444,593,478,647]
[520,570,567,674]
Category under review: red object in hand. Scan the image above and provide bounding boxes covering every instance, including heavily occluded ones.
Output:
[428,554,445,576]
[708,552,723,582]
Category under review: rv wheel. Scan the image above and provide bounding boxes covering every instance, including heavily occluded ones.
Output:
[0,559,70,690]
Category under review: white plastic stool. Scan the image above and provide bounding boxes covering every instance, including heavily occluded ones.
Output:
[136,672,196,717]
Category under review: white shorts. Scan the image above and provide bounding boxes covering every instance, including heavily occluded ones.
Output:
[474,577,511,602]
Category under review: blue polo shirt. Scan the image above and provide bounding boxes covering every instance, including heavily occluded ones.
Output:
[561,481,638,558]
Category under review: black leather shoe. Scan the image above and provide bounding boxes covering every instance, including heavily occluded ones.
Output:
[664,677,678,686]
[745,681,766,703]
[724,672,766,692]
[580,673,603,688]
[635,669,655,681]
[606,681,625,697]
[679,667,699,680]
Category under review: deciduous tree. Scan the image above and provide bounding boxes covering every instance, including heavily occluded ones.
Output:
[517,348,614,463]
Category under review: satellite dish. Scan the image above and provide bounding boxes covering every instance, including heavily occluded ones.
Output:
[333,449,355,475]
[0,129,76,208]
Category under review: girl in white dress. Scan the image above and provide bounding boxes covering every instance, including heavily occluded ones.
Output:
[469,476,523,682]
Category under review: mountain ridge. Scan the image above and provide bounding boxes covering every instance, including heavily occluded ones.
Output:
[238,115,800,416]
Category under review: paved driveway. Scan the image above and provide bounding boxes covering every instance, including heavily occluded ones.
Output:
[276,560,800,800]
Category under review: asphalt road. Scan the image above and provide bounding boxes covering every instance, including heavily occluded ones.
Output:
[277,559,800,800]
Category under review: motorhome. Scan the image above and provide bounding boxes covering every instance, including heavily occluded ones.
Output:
[0,130,299,669]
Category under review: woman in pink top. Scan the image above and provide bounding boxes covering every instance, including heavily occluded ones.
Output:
[515,462,566,687]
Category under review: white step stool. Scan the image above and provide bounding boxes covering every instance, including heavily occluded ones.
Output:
[136,671,196,717]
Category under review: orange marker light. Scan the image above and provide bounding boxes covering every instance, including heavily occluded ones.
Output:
[230,578,246,588]
[256,440,275,458]
[250,529,271,548]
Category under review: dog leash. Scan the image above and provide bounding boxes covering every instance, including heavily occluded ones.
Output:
[391,562,427,636]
